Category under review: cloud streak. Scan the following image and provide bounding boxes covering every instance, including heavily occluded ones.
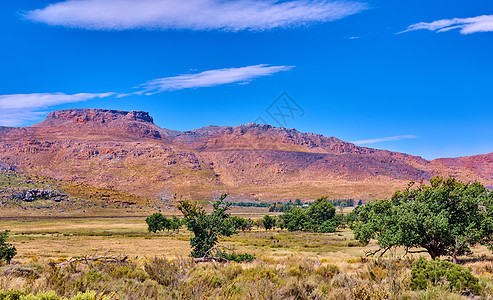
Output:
[133,64,294,95]
[24,0,367,31]
[0,110,48,127]
[400,15,493,34]
[0,64,293,126]
[0,92,115,110]
[0,92,114,126]
[352,135,418,144]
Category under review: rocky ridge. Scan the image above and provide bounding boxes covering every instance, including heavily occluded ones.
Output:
[0,109,491,200]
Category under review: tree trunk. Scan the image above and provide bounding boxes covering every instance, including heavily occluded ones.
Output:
[452,249,460,264]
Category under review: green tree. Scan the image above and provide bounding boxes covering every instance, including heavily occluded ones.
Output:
[169,216,182,233]
[305,196,336,231]
[0,230,16,264]
[145,213,168,233]
[178,194,236,258]
[280,207,307,231]
[229,216,253,231]
[262,215,276,231]
[350,176,493,263]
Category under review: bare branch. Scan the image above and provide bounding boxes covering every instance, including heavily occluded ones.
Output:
[56,250,127,266]
[194,245,232,263]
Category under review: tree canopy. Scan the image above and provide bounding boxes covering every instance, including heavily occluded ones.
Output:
[350,176,493,263]
[262,215,276,230]
[145,213,169,233]
[178,194,236,258]
[280,196,339,233]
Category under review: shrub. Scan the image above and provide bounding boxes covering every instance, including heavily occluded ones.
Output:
[0,289,24,300]
[144,257,181,288]
[220,252,255,263]
[410,257,481,295]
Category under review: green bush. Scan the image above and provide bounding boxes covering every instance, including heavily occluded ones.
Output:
[0,289,24,300]
[410,257,481,295]
[220,252,256,263]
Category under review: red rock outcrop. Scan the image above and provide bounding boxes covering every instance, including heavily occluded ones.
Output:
[0,109,491,200]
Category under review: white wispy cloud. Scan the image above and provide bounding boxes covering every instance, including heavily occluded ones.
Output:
[0,110,48,127]
[0,92,114,126]
[131,64,294,95]
[400,15,493,34]
[0,64,292,126]
[352,135,418,144]
[24,0,367,31]
[0,92,115,109]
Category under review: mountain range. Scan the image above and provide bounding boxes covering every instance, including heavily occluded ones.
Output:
[0,109,491,201]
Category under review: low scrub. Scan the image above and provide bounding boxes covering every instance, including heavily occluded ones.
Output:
[410,257,481,295]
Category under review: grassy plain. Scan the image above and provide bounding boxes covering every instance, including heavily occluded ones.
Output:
[0,208,361,264]
[1,168,492,299]
[1,209,493,299]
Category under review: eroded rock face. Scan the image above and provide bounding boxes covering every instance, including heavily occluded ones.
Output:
[42,109,154,125]
[0,108,491,200]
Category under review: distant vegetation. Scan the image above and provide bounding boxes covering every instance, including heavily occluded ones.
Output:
[279,196,341,233]
[229,201,270,208]
[269,198,362,212]
[145,213,183,233]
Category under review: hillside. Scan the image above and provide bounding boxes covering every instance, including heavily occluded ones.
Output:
[0,108,491,201]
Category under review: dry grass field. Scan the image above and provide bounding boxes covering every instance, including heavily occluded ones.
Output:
[1,208,493,299]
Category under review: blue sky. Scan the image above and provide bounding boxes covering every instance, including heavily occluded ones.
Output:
[1,0,492,160]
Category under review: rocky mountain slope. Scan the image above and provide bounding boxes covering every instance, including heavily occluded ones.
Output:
[0,109,491,201]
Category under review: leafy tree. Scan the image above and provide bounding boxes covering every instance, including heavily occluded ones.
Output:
[229,216,253,231]
[279,196,339,232]
[262,215,276,231]
[305,196,336,231]
[178,194,236,258]
[350,176,493,263]
[280,207,307,231]
[169,216,182,233]
[145,213,169,233]
[0,230,16,264]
